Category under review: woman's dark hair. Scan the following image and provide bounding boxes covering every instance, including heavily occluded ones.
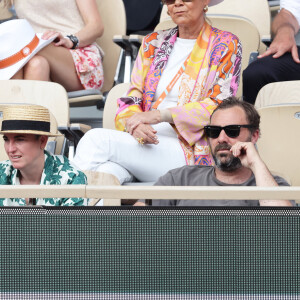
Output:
[211,97,260,134]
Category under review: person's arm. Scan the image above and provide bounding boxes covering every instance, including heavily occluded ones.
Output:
[258,8,300,62]
[114,33,161,145]
[75,0,104,47]
[42,0,104,49]
[230,142,293,206]
[115,43,146,131]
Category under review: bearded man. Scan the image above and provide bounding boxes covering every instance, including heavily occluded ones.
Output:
[144,97,293,206]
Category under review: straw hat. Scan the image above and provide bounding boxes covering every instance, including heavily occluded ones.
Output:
[0,19,56,80]
[209,0,224,6]
[0,104,60,136]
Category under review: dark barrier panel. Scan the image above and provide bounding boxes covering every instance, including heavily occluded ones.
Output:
[0,207,298,299]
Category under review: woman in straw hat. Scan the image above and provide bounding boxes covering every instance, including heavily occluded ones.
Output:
[0,104,87,206]
[1,0,104,91]
[74,0,242,187]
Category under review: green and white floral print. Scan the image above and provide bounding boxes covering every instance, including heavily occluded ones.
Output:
[0,151,88,206]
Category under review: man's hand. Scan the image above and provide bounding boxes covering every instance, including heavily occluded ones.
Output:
[258,8,300,63]
[230,142,261,170]
[231,142,292,206]
[132,123,159,145]
[258,26,300,62]
[125,111,161,134]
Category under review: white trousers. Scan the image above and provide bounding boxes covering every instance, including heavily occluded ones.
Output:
[73,123,186,184]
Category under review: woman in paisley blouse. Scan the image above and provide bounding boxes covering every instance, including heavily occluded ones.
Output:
[74,0,242,186]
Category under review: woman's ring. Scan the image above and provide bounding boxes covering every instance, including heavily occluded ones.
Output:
[136,137,144,145]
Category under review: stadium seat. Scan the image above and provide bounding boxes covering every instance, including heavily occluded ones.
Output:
[102,82,130,130]
[255,81,300,187]
[113,0,162,83]
[256,104,300,186]
[0,80,91,159]
[255,81,300,108]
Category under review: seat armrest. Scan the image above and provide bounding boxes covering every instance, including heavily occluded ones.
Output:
[268,0,280,7]
[113,35,134,83]
[58,123,91,160]
[128,34,144,49]
[69,123,91,137]
[113,35,132,53]
[57,124,75,159]
[57,124,73,141]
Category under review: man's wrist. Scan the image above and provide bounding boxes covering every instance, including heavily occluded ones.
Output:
[250,158,269,176]
[275,23,297,36]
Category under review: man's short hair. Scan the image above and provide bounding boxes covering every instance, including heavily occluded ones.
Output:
[211,97,260,134]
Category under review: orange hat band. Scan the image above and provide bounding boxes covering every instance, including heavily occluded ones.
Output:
[0,35,39,69]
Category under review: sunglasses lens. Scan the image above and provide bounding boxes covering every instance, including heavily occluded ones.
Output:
[205,127,221,139]
[224,126,241,138]
[205,126,242,138]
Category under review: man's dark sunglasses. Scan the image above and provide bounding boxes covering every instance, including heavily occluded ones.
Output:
[162,0,192,5]
[204,125,255,139]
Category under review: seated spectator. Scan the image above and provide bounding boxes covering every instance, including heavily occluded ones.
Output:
[136,97,293,206]
[243,0,300,104]
[0,104,87,206]
[73,0,242,186]
[0,0,104,91]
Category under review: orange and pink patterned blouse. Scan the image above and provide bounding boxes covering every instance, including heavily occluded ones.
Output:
[115,22,242,166]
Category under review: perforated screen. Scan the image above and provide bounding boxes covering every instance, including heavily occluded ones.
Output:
[0,207,298,299]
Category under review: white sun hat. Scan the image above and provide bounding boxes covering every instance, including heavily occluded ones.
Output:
[0,19,56,80]
[209,0,224,6]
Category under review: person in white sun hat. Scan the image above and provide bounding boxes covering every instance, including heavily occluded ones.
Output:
[0,19,56,81]
[0,0,104,92]
[73,0,242,199]
[0,104,88,206]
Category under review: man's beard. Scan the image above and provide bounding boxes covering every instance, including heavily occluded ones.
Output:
[212,143,242,172]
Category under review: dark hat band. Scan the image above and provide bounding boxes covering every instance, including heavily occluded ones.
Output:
[1,120,50,133]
